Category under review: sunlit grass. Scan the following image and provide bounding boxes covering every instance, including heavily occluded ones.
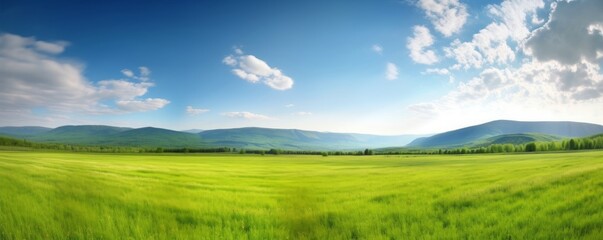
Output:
[0,151,602,239]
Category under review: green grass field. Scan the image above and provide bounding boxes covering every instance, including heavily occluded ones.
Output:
[0,151,602,239]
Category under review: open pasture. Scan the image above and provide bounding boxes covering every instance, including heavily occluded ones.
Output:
[0,151,602,239]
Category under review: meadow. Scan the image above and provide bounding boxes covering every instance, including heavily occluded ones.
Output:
[0,151,602,239]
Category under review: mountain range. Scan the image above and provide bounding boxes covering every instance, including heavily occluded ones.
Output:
[407,120,603,148]
[1,120,602,150]
[0,125,426,150]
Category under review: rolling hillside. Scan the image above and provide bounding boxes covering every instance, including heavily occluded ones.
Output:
[28,125,132,145]
[474,133,564,146]
[3,120,602,150]
[199,127,426,150]
[0,126,424,150]
[112,127,203,147]
[0,126,52,137]
[407,120,603,148]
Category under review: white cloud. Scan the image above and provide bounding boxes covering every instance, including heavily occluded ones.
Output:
[285,104,294,108]
[385,62,399,80]
[120,66,151,81]
[232,69,260,83]
[423,68,450,75]
[34,40,68,54]
[293,111,313,116]
[121,69,134,78]
[223,52,294,90]
[487,0,545,42]
[372,44,383,54]
[444,23,515,69]
[264,70,294,90]
[222,111,273,120]
[0,33,169,122]
[443,0,544,70]
[408,58,603,132]
[116,98,170,112]
[186,106,209,115]
[524,0,603,65]
[222,55,237,66]
[444,39,483,69]
[416,0,468,37]
[407,25,439,65]
[97,80,153,100]
[405,0,603,132]
[138,66,150,81]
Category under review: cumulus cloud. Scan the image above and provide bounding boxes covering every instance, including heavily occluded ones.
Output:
[186,106,209,115]
[443,0,544,69]
[0,33,169,120]
[372,44,383,54]
[409,59,603,125]
[488,0,545,42]
[524,0,603,65]
[121,69,134,78]
[385,62,399,80]
[223,51,294,90]
[407,25,439,65]
[423,68,450,75]
[406,0,603,132]
[222,111,273,120]
[416,0,468,37]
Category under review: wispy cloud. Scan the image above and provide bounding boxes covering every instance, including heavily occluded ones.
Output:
[372,44,383,54]
[222,111,273,120]
[385,62,399,80]
[186,106,209,115]
[116,98,170,112]
[293,111,312,116]
[121,66,151,81]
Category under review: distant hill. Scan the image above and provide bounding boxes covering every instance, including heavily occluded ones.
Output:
[1,125,423,150]
[199,127,425,150]
[28,125,132,145]
[5,120,601,150]
[0,126,52,137]
[475,133,564,146]
[181,129,204,134]
[112,127,203,147]
[407,120,603,148]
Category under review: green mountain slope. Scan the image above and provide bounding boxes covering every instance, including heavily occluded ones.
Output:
[199,127,426,150]
[111,127,203,147]
[3,125,423,150]
[407,120,603,148]
[29,125,132,144]
[474,133,564,146]
[199,127,358,150]
[0,126,52,137]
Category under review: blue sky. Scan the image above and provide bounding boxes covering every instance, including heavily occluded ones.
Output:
[1,0,602,134]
